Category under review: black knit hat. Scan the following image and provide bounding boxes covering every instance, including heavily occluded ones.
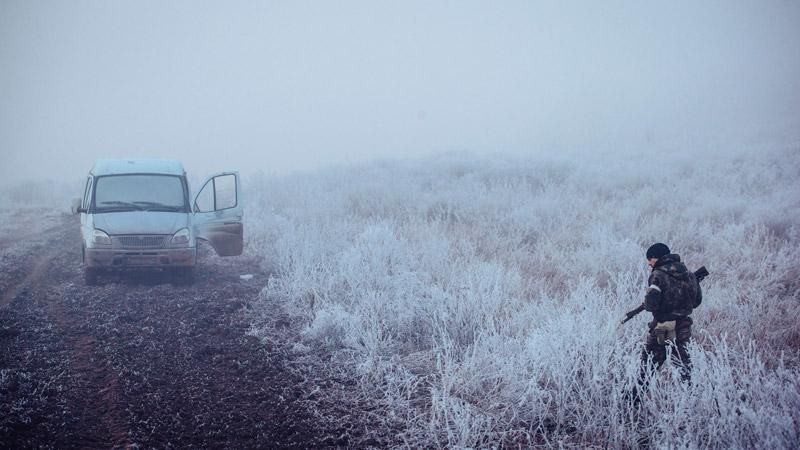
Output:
[646,243,670,260]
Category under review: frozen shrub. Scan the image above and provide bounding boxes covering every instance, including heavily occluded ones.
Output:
[246,142,800,448]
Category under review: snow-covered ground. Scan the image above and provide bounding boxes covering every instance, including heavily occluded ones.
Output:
[246,143,800,448]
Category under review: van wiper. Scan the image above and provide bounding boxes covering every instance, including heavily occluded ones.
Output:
[133,201,183,212]
[97,201,142,211]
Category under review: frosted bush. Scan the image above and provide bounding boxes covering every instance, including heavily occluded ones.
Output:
[246,143,800,447]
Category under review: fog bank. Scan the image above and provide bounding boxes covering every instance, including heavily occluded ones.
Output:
[2,0,799,185]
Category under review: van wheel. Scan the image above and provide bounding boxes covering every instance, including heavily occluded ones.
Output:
[173,267,195,285]
[84,268,99,286]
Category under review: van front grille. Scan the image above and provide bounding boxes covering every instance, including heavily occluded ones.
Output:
[114,235,169,249]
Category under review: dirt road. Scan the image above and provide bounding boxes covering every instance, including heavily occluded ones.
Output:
[0,210,328,448]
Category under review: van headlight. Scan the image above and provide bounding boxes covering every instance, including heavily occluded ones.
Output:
[91,229,112,246]
[171,228,192,247]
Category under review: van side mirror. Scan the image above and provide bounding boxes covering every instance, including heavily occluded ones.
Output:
[71,198,82,215]
[71,199,88,214]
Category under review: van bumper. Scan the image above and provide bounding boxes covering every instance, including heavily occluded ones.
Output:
[85,247,197,269]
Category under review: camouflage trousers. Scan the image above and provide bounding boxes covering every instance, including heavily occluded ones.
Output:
[640,316,692,383]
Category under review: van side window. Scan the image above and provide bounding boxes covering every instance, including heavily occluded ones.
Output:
[194,174,237,212]
[194,179,215,212]
[214,175,237,210]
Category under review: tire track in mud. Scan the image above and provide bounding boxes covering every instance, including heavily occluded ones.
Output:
[0,252,56,309]
[0,213,66,309]
[1,211,331,448]
[46,285,132,448]
[0,214,132,447]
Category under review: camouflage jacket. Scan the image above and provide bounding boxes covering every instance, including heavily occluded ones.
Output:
[644,254,702,322]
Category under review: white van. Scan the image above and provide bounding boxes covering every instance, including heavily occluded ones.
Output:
[73,159,243,285]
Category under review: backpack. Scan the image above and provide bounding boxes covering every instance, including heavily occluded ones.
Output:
[655,265,699,313]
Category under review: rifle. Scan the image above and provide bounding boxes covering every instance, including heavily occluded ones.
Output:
[621,266,709,324]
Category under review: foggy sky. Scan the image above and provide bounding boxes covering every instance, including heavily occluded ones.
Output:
[1,0,799,185]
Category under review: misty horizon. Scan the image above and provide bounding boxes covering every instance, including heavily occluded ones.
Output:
[2,0,799,185]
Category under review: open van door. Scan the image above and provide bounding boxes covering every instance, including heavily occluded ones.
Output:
[193,172,243,256]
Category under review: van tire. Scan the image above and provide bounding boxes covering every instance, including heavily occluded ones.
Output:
[84,268,99,286]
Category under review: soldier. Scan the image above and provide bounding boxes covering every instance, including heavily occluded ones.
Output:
[640,243,702,383]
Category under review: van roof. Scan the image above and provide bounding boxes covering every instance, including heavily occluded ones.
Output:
[91,159,186,176]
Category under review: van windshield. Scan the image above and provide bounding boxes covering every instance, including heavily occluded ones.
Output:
[93,175,188,213]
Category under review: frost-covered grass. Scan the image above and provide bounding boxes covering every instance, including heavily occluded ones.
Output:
[248,144,800,448]
[0,179,80,211]
[0,179,81,249]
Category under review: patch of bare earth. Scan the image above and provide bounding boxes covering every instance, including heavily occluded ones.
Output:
[0,212,349,448]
